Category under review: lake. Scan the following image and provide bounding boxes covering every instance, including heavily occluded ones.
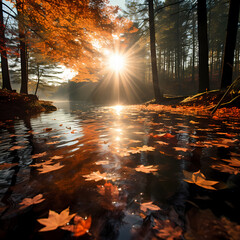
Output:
[0,101,240,239]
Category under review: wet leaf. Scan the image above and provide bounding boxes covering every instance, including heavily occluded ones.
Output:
[38,163,64,174]
[61,215,92,237]
[156,141,169,145]
[32,152,47,159]
[43,128,52,132]
[153,219,182,240]
[9,145,26,151]
[30,159,54,167]
[140,202,161,212]
[37,207,76,232]
[137,145,155,152]
[46,141,60,145]
[173,147,189,152]
[158,133,175,138]
[50,155,64,160]
[19,194,45,209]
[95,160,110,165]
[222,157,240,167]
[135,165,158,173]
[83,171,107,181]
[183,170,219,190]
[0,162,18,170]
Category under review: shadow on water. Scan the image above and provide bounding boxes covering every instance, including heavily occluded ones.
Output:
[0,101,240,239]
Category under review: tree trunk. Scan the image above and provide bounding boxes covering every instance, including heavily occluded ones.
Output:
[221,0,240,89]
[16,0,28,94]
[197,0,209,92]
[0,0,12,90]
[148,0,162,101]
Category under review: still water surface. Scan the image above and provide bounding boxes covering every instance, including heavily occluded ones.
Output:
[0,101,240,239]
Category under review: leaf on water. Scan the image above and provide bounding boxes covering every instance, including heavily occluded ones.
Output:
[173,147,189,152]
[43,128,52,132]
[19,194,45,209]
[183,170,219,190]
[50,155,64,160]
[189,120,200,124]
[51,135,61,139]
[46,141,60,145]
[138,145,155,152]
[61,215,92,237]
[211,164,240,175]
[97,182,119,200]
[158,133,175,138]
[230,152,240,157]
[37,207,76,232]
[95,160,110,165]
[135,165,158,173]
[140,202,161,212]
[222,157,240,167]
[83,171,108,181]
[189,135,199,139]
[128,147,141,154]
[32,152,47,159]
[0,162,18,170]
[30,159,54,167]
[153,219,182,240]
[38,163,64,174]
[156,141,169,145]
[9,145,26,151]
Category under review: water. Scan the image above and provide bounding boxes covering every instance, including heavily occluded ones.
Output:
[0,101,240,239]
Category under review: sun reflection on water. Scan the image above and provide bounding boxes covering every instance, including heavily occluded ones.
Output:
[113,105,123,116]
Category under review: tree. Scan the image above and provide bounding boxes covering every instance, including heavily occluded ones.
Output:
[16,0,28,94]
[197,0,209,93]
[221,0,240,89]
[148,0,162,101]
[0,0,12,90]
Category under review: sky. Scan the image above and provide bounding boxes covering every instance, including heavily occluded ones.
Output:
[109,0,126,11]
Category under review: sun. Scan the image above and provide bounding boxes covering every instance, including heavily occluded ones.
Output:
[108,54,125,72]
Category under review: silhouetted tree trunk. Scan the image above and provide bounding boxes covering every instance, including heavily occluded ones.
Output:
[197,0,209,92]
[221,0,240,89]
[148,0,162,101]
[16,0,28,94]
[0,0,12,90]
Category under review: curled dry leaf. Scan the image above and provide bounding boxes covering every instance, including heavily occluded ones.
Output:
[135,165,158,174]
[19,194,45,209]
[61,215,92,237]
[140,202,161,212]
[183,170,219,190]
[37,207,76,232]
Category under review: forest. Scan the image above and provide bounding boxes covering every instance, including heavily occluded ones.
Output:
[0,1,240,240]
[0,0,239,103]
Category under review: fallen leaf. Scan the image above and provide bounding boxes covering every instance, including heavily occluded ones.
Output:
[158,133,175,138]
[153,219,182,240]
[95,160,110,165]
[183,170,219,190]
[32,152,47,159]
[222,157,240,167]
[135,165,158,173]
[137,145,155,152]
[30,159,54,167]
[156,141,169,145]
[37,207,76,232]
[9,145,26,151]
[43,128,52,132]
[0,162,18,170]
[61,215,91,237]
[189,120,199,124]
[83,171,108,181]
[46,141,60,145]
[50,155,64,160]
[38,163,64,174]
[140,202,161,212]
[19,194,45,209]
[173,147,189,152]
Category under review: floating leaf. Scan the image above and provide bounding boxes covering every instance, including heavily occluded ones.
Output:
[156,141,169,145]
[37,207,76,232]
[173,147,189,152]
[135,165,158,173]
[95,160,110,165]
[9,145,26,151]
[140,202,161,212]
[50,155,64,160]
[61,215,91,237]
[38,163,64,174]
[32,152,47,159]
[19,194,45,209]
[0,162,18,170]
[153,219,182,240]
[83,171,107,181]
[183,170,219,190]
[46,141,60,145]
